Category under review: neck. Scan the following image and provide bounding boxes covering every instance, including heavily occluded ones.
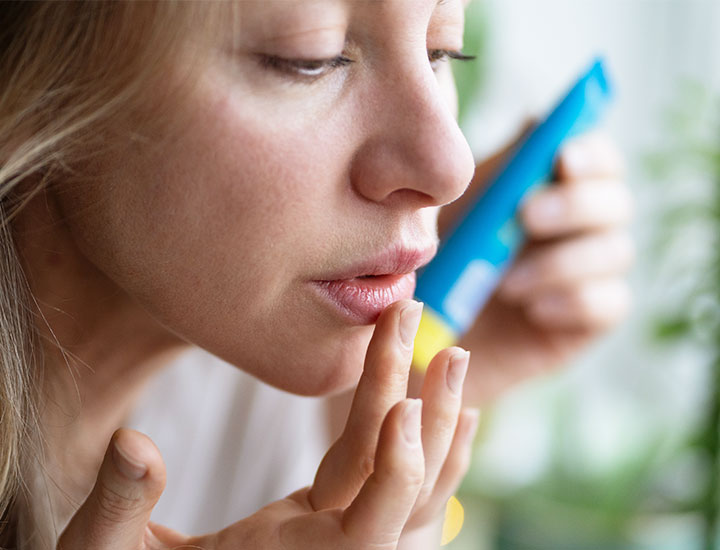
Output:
[12,189,188,533]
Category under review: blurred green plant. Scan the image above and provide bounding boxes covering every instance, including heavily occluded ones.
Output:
[449,79,720,549]
[451,3,720,549]
[453,0,489,126]
[455,395,671,549]
[647,80,720,549]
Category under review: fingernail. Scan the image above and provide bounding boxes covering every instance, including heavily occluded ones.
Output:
[528,194,565,227]
[562,141,588,176]
[112,439,148,481]
[403,399,422,446]
[446,350,470,396]
[463,409,481,445]
[399,301,423,349]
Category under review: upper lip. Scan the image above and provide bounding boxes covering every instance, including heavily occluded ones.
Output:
[318,244,438,281]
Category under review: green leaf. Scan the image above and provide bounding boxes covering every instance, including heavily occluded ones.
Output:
[653,316,694,341]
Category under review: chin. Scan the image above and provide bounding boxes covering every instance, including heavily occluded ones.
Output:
[229,325,372,397]
[289,339,369,397]
[304,346,367,396]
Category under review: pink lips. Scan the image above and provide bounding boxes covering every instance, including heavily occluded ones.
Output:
[311,246,436,324]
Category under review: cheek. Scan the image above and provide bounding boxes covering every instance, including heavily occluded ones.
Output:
[104,95,316,304]
[64,81,365,395]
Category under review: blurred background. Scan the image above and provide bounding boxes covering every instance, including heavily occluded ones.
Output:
[449,1,720,548]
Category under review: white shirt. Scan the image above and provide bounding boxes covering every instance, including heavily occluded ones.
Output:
[126,348,329,535]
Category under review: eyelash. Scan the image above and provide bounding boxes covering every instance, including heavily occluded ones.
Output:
[258,49,475,82]
[428,49,476,69]
[259,54,355,79]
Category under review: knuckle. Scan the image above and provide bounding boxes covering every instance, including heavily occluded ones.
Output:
[405,468,425,491]
[365,366,407,392]
[358,452,376,481]
[404,460,426,489]
[573,285,599,319]
[331,441,376,497]
[93,482,144,524]
[416,480,435,504]
[363,351,408,388]
[244,514,282,548]
[375,456,424,489]
[543,246,575,278]
[435,411,462,439]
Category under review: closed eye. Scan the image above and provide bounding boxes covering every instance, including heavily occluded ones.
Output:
[428,49,476,71]
[258,49,475,82]
[258,54,354,81]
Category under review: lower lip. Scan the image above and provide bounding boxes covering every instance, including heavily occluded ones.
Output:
[311,272,417,324]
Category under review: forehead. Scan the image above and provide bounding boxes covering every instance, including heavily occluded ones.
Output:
[232,0,464,29]
[228,0,466,52]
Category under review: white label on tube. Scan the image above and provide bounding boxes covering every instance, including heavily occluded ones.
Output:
[443,259,501,331]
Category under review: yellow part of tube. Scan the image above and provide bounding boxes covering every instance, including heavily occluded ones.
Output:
[441,495,465,546]
[412,307,458,371]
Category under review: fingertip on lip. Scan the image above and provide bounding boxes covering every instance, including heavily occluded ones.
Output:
[399,298,423,312]
[398,300,423,347]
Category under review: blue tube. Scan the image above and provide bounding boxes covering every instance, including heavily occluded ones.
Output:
[413,58,614,369]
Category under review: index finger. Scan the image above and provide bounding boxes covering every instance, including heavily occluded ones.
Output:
[556,132,625,181]
[521,178,633,238]
[309,300,422,510]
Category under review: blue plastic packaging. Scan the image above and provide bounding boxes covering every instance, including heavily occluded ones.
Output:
[413,58,614,369]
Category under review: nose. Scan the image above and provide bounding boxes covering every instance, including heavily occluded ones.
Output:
[350,60,476,208]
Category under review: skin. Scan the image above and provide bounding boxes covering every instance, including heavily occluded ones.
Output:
[10,0,631,548]
[447,131,632,403]
[57,302,481,550]
[47,0,473,398]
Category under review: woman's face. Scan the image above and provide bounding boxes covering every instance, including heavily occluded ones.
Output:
[60,0,475,395]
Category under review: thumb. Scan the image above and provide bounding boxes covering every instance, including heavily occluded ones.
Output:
[58,428,166,550]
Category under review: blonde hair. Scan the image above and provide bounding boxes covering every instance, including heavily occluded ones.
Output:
[0,3,227,546]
